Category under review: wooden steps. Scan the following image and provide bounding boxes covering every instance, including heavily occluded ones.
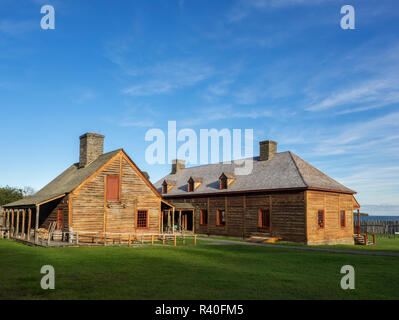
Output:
[354,234,374,246]
[245,232,281,244]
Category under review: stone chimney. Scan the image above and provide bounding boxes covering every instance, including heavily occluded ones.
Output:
[171,159,186,174]
[259,140,277,161]
[79,133,105,168]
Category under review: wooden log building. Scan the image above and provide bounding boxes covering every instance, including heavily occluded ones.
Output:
[2,134,359,246]
[155,140,359,245]
[2,133,171,244]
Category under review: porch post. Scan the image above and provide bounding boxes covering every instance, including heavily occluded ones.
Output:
[161,211,164,234]
[16,209,20,237]
[357,209,360,234]
[27,208,32,240]
[172,207,175,235]
[6,209,9,228]
[22,209,26,238]
[179,211,182,232]
[35,205,40,244]
[11,209,15,237]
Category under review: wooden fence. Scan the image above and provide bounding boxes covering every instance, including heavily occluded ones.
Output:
[0,227,197,247]
[354,219,399,236]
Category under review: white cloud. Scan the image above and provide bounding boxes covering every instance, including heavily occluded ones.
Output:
[74,90,96,104]
[120,120,156,128]
[306,78,399,112]
[122,60,214,96]
[227,0,335,22]
[0,20,36,35]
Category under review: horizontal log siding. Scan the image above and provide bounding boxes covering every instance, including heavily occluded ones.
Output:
[166,191,306,241]
[306,191,354,244]
[71,155,160,234]
[270,193,306,242]
[41,196,69,231]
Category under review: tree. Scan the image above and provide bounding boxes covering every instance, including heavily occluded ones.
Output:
[0,186,24,206]
[22,186,35,197]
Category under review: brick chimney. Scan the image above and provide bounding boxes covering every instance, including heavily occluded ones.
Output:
[171,159,185,174]
[259,140,277,161]
[79,133,105,168]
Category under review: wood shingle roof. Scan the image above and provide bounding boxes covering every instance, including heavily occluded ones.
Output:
[4,149,122,207]
[155,151,355,196]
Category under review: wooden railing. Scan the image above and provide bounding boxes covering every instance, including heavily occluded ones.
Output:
[74,231,197,247]
[1,226,198,247]
[354,227,376,245]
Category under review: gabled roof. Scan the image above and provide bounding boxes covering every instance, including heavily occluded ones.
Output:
[219,172,236,179]
[154,151,355,196]
[162,179,177,186]
[188,176,203,183]
[4,148,161,208]
[4,150,122,207]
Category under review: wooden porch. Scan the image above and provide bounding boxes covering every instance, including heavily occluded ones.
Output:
[161,202,195,234]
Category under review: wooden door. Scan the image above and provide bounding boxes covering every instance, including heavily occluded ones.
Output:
[57,209,63,230]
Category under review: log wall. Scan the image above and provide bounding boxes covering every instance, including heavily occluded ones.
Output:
[306,190,354,245]
[166,191,307,242]
[71,153,160,234]
[41,196,69,231]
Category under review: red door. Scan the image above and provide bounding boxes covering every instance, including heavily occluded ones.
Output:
[57,209,63,230]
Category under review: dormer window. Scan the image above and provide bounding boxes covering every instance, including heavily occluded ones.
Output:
[220,176,227,190]
[219,172,236,190]
[188,176,203,192]
[162,179,176,194]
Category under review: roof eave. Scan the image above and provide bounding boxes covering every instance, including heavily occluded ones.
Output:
[162,186,356,198]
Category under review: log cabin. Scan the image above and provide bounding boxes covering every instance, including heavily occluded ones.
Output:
[2,133,166,244]
[155,140,360,245]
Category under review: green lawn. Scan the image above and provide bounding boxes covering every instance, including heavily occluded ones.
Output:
[318,236,399,252]
[274,235,399,253]
[0,239,398,300]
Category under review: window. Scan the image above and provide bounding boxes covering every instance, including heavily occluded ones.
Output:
[200,210,208,226]
[340,210,346,228]
[217,209,226,226]
[317,210,325,229]
[137,210,148,229]
[162,184,167,194]
[57,209,63,230]
[106,175,120,201]
[188,181,194,192]
[220,177,227,190]
[258,209,270,229]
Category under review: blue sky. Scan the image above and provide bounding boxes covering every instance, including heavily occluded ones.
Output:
[1,0,399,214]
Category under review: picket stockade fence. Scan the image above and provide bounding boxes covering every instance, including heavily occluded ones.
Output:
[354,219,399,237]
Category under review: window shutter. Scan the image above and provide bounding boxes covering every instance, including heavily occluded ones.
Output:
[107,176,120,201]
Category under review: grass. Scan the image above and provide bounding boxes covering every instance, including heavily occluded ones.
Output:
[273,235,399,253]
[0,239,398,300]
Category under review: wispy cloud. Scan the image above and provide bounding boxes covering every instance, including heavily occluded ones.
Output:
[306,78,399,112]
[302,42,399,115]
[119,120,156,128]
[74,90,97,104]
[179,105,275,127]
[227,0,335,22]
[0,20,36,35]
[122,60,214,96]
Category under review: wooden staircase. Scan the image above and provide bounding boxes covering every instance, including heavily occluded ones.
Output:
[354,233,375,246]
[245,232,281,243]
